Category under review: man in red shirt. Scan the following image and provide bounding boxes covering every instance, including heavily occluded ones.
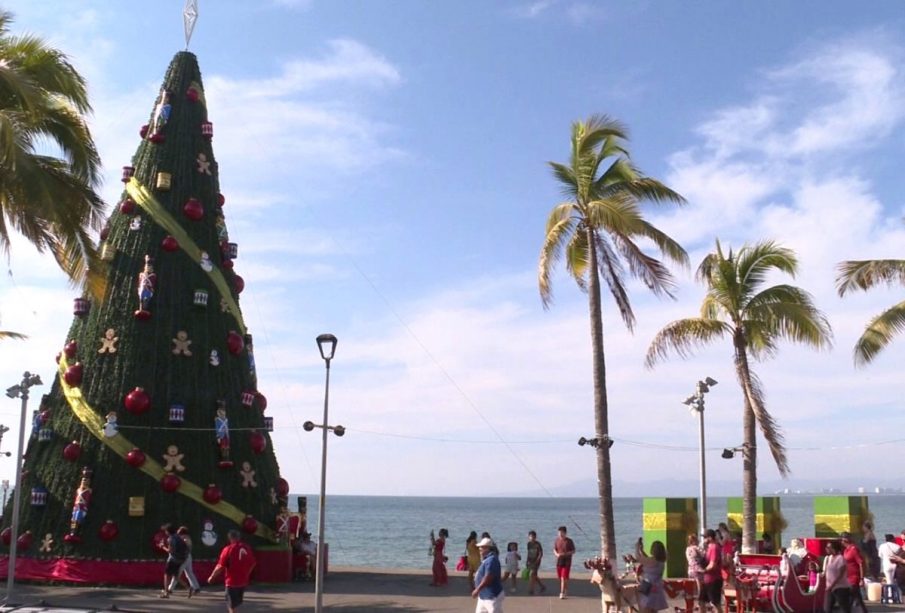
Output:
[841,532,868,613]
[207,529,257,613]
[553,526,576,600]
[701,529,723,613]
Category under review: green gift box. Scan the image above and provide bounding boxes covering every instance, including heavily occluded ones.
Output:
[642,497,698,578]
[813,496,869,537]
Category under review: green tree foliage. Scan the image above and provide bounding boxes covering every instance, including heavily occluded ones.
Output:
[0,10,104,294]
[836,258,905,365]
[646,240,831,552]
[538,115,688,559]
[4,52,286,566]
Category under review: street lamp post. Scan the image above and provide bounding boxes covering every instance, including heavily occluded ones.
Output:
[4,371,42,601]
[307,334,345,613]
[682,377,716,537]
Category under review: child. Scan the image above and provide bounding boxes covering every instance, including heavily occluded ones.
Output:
[502,541,521,592]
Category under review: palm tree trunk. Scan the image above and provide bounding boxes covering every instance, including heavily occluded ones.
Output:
[733,331,757,554]
[586,227,616,560]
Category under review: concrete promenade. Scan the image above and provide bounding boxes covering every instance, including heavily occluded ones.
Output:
[0,566,903,612]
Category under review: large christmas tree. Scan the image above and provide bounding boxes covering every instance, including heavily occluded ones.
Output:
[2,51,291,584]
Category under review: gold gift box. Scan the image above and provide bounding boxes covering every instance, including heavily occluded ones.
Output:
[128,496,145,517]
[156,172,171,190]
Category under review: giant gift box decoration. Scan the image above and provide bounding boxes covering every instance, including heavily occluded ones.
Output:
[727,496,785,549]
[642,497,698,578]
[813,496,870,538]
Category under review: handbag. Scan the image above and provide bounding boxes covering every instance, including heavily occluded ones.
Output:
[638,578,653,595]
[455,555,467,571]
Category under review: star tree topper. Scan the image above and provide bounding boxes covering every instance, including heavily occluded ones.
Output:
[184,0,199,49]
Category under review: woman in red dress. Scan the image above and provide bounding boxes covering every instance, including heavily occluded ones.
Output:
[429,528,449,586]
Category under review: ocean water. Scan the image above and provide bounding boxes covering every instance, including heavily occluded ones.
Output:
[299,495,905,570]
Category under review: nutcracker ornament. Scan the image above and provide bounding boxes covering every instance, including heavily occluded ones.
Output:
[214,402,232,468]
[64,467,93,543]
[134,255,157,320]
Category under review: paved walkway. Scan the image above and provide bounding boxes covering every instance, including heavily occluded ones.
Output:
[0,567,903,612]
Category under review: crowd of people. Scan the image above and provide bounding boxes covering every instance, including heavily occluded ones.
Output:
[428,525,578,612]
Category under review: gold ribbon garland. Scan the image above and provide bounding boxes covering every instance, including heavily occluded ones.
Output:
[58,356,274,542]
[125,178,246,334]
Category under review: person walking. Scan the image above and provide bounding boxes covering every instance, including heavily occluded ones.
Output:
[466,531,481,589]
[207,529,257,613]
[841,532,868,613]
[472,536,504,612]
[168,526,201,597]
[861,521,880,580]
[429,528,449,586]
[685,533,704,599]
[636,538,669,613]
[159,523,188,598]
[553,525,576,600]
[526,530,547,595]
[824,540,852,613]
[878,533,903,586]
[700,529,723,613]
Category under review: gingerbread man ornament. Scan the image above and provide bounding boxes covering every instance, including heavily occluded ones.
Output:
[239,461,257,488]
[162,445,186,472]
[98,328,119,354]
[172,331,193,356]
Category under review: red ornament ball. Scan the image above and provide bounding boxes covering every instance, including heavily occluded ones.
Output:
[276,477,290,498]
[217,193,225,207]
[249,431,267,455]
[161,235,179,252]
[98,520,119,542]
[183,198,204,221]
[124,387,151,415]
[62,441,81,462]
[149,132,165,144]
[203,483,223,505]
[186,87,199,102]
[226,331,244,355]
[139,124,149,138]
[64,340,78,359]
[222,259,234,270]
[119,198,135,214]
[255,392,268,412]
[16,531,33,551]
[241,515,258,534]
[125,447,146,468]
[1,527,11,545]
[234,275,245,294]
[63,362,83,387]
[100,226,110,241]
[160,473,181,493]
[38,409,50,425]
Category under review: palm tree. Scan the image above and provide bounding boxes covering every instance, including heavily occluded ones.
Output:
[836,258,905,365]
[538,115,688,559]
[0,10,105,293]
[646,240,831,552]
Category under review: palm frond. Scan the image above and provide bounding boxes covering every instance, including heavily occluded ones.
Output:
[548,162,578,197]
[852,300,905,366]
[0,330,27,340]
[565,225,589,292]
[746,285,833,350]
[538,203,578,308]
[737,363,789,476]
[611,231,677,299]
[835,259,905,296]
[645,318,730,368]
[737,241,798,293]
[594,232,634,329]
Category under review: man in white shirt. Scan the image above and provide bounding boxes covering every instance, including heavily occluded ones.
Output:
[877,534,903,586]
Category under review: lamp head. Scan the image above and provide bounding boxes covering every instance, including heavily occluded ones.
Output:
[682,396,696,406]
[333,425,345,437]
[578,437,588,447]
[316,333,338,362]
[704,377,717,387]
[5,385,20,399]
[721,448,735,459]
[303,420,315,432]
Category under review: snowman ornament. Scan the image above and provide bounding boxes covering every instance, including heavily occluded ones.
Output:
[200,251,213,272]
[201,519,218,547]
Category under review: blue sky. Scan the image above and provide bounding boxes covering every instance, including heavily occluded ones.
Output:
[1,1,905,502]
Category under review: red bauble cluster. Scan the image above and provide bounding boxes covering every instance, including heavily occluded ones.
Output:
[63,362,83,387]
[241,515,258,534]
[124,387,150,415]
[98,520,119,542]
[226,331,244,355]
[203,483,222,505]
[119,198,136,214]
[62,441,81,462]
[183,198,204,221]
[249,430,267,455]
[160,473,181,493]
[161,235,179,252]
[125,448,146,468]
[64,340,78,359]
